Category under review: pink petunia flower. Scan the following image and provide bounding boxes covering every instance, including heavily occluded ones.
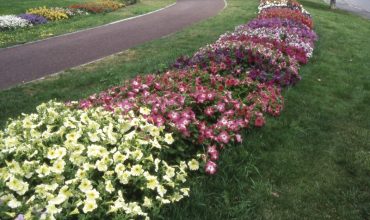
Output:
[205,160,217,175]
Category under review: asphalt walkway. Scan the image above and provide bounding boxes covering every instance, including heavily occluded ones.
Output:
[324,0,370,18]
[0,0,225,90]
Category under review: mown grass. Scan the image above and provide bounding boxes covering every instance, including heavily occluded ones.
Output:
[0,0,175,48]
[0,0,94,14]
[1,0,370,219]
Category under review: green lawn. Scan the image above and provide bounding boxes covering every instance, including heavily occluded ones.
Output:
[1,0,370,219]
[0,0,175,48]
[0,0,94,14]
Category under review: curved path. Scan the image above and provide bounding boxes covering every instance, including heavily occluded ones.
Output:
[0,0,225,90]
[324,0,370,18]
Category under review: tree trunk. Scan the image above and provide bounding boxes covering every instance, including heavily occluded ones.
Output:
[330,0,336,9]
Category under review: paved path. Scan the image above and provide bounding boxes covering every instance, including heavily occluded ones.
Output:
[324,0,370,18]
[0,0,225,90]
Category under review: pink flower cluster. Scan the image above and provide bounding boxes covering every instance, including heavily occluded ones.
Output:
[77,0,316,175]
[79,71,283,175]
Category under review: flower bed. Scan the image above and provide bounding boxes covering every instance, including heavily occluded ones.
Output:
[0,0,317,219]
[0,0,131,32]
[0,101,199,219]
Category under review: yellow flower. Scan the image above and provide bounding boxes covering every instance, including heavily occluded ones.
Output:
[105,180,115,193]
[65,131,81,142]
[55,147,67,158]
[79,179,93,193]
[188,159,199,171]
[143,196,152,208]
[48,194,67,205]
[36,164,51,178]
[52,159,65,174]
[118,171,130,185]
[132,150,143,161]
[171,192,183,202]
[150,138,161,149]
[113,152,127,163]
[88,132,100,142]
[114,163,126,174]
[47,149,58,160]
[165,167,176,179]
[46,204,62,215]
[6,177,29,195]
[148,126,160,137]
[85,189,100,200]
[157,185,167,197]
[95,160,108,172]
[82,199,97,213]
[176,173,187,183]
[131,165,144,176]
[180,188,190,196]
[146,176,159,190]
[164,133,174,144]
[139,107,151,116]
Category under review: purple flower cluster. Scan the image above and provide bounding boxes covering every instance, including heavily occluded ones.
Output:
[18,13,47,25]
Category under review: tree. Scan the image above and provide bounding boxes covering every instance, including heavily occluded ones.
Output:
[330,0,336,9]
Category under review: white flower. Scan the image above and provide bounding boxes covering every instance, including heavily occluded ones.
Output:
[82,199,97,213]
[131,165,144,176]
[156,185,167,197]
[7,198,21,208]
[48,194,67,205]
[0,15,31,30]
[164,133,174,144]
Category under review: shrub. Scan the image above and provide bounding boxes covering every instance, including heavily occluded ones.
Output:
[0,101,199,219]
[18,14,48,25]
[27,7,69,21]
[122,0,137,5]
[0,15,31,31]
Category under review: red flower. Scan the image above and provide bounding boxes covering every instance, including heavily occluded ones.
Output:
[254,116,265,127]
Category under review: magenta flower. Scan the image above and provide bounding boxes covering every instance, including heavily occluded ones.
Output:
[79,100,92,109]
[205,160,217,175]
[217,131,231,144]
[204,107,215,116]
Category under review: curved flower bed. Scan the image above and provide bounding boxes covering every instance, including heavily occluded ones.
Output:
[0,0,316,219]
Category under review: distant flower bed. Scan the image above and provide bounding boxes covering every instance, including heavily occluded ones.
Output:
[18,14,48,25]
[69,1,124,14]
[0,15,32,30]
[0,0,317,219]
[0,0,132,32]
[26,7,69,21]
